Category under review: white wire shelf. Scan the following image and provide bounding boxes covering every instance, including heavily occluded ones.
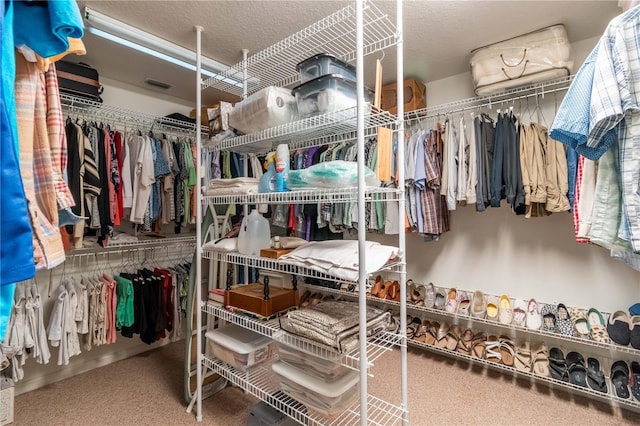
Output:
[310,286,640,359]
[202,2,397,96]
[406,338,640,413]
[405,75,575,122]
[204,106,397,154]
[202,356,406,425]
[60,93,208,136]
[202,250,403,285]
[203,186,401,206]
[202,302,401,373]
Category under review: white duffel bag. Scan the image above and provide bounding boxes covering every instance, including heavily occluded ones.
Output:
[470,24,573,96]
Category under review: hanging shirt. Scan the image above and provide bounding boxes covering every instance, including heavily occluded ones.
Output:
[130,135,155,224]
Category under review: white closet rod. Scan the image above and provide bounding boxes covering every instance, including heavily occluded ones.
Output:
[60,93,208,135]
[405,75,574,123]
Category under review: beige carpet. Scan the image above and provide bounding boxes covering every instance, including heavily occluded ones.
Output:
[13,342,640,425]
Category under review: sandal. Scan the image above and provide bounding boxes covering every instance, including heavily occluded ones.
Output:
[540,303,557,333]
[486,296,499,322]
[445,324,462,351]
[611,360,630,399]
[531,343,550,377]
[470,331,487,359]
[371,275,384,297]
[630,316,640,350]
[424,282,436,309]
[434,287,446,310]
[435,322,450,348]
[457,292,471,316]
[424,321,439,346]
[586,357,608,393]
[630,361,640,401]
[548,347,569,382]
[415,320,431,343]
[499,336,515,367]
[587,308,610,344]
[566,351,587,387]
[570,307,589,339]
[498,295,513,325]
[444,288,458,313]
[485,335,502,363]
[514,341,532,372]
[457,328,474,355]
[512,299,527,327]
[470,290,486,319]
[406,279,417,303]
[410,283,426,307]
[526,299,542,330]
[556,303,575,337]
[386,281,401,302]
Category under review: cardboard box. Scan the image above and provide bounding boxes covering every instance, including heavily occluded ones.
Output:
[189,103,219,125]
[380,78,426,114]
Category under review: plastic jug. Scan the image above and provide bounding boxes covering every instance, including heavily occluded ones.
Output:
[237,209,271,255]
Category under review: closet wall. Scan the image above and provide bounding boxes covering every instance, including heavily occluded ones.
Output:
[370,35,640,313]
[14,79,196,395]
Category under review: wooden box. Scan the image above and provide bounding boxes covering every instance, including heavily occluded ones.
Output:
[259,248,293,259]
[225,283,298,317]
[380,78,426,114]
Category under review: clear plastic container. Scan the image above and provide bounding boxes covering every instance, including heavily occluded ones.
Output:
[277,342,350,380]
[296,53,356,83]
[271,361,359,419]
[237,209,271,255]
[206,324,276,371]
[228,86,298,134]
[291,74,373,118]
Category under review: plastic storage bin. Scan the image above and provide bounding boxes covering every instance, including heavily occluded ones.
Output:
[271,361,359,419]
[277,341,350,380]
[296,53,356,83]
[205,324,276,371]
[291,74,373,118]
[228,86,298,134]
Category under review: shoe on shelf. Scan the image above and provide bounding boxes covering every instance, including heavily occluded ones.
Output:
[498,336,515,367]
[531,343,550,377]
[424,282,436,309]
[540,303,557,333]
[611,360,631,399]
[485,335,502,364]
[566,351,588,388]
[548,347,569,382]
[512,299,527,327]
[444,288,458,313]
[406,279,417,303]
[607,310,632,346]
[630,361,640,402]
[486,296,499,322]
[514,341,532,372]
[570,307,590,339]
[498,295,513,325]
[631,316,640,350]
[457,291,471,315]
[470,290,486,319]
[630,302,640,316]
[587,308,610,344]
[556,303,575,337]
[434,287,446,310]
[526,299,542,330]
[586,357,608,394]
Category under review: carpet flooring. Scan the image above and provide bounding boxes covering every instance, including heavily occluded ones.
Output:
[13,341,640,425]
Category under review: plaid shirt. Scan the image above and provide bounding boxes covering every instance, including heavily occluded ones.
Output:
[45,63,75,210]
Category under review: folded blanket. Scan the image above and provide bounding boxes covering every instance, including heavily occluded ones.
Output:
[278,240,400,282]
[279,300,391,353]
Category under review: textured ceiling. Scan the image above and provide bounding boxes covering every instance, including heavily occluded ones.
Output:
[73,0,622,106]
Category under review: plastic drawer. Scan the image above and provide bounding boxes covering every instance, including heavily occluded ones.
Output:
[291,74,373,118]
[205,324,276,371]
[296,53,356,83]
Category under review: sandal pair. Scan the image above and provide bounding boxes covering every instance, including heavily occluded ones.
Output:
[514,342,549,375]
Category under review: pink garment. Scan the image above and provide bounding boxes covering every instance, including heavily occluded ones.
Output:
[102,274,117,344]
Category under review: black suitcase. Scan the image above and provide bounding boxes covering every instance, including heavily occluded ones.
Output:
[56,61,103,103]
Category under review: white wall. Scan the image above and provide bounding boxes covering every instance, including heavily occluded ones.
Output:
[369,35,640,313]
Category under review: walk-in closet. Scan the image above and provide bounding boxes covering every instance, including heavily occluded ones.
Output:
[2,1,640,425]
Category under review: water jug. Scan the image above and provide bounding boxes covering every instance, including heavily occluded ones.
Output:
[237,209,271,255]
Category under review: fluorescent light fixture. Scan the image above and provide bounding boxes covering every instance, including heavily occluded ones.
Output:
[84,6,243,88]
